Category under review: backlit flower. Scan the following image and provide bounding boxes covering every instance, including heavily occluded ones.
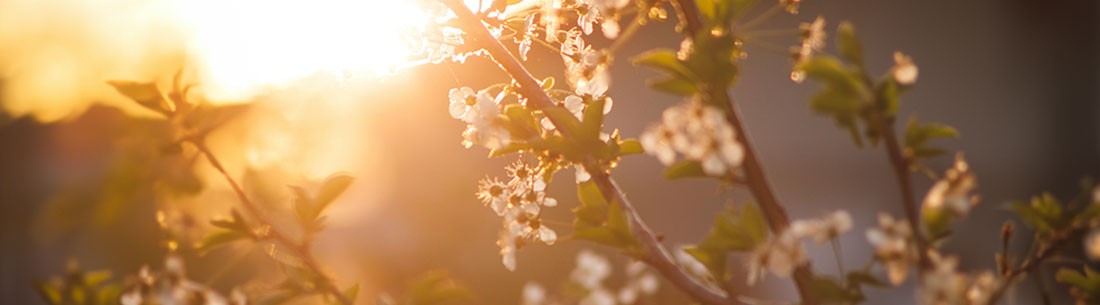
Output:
[641,102,744,176]
[892,51,919,85]
[866,213,917,285]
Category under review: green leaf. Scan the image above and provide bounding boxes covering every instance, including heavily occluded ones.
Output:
[571,181,639,249]
[809,276,863,304]
[633,49,697,81]
[34,281,62,305]
[1009,193,1065,234]
[846,271,886,288]
[406,271,472,305]
[684,246,726,279]
[184,104,252,136]
[647,77,697,96]
[540,76,555,90]
[799,56,865,98]
[685,204,769,279]
[542,107,582,136]
[84,270,112,287]
[663,160,709,179]
[810,88,863,115]
[904,118,959,148]
[313,173,355,215]
[836,21,863,67]
[617,139,644,156]
[196,230,249,254]
[108,80,168,115]
[503,104,541,138]
[339,284,360,305]
[580,97,606,142]
[577,181,609,209]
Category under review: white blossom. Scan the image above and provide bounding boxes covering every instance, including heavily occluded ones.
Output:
[920,253,968,305]
[479,160,561,271]
[892,51,919,85]
[790,210,853,244]
[617,261,659,304]
[923,155,978,218]
[745,231,806,285]
[674,246,713,283]
[791,16,825,83]
[1086,229,1100,261]
[866,213,918,286]
[780,0,802,14]
[523,282,548,305]
[580,288,616,305]
[572,250,612,289]
[641,102,744,176]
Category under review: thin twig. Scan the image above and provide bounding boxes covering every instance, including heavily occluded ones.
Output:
[983,226,1085,305]
[439,1,733,304]
[193,140,353,305]
[672,0,820,303]
[607,1,659,56]
[875,114,933,271]
[737,4,783,32]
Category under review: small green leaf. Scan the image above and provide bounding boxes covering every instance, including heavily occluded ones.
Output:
[683,246,726,279]
[406,271,472,305]
[580,97,606,142]
[663,160,709,179]
[196,230,249,254]
[836,21,863,67]
[84,270,112,287]
[34,281,62,305]
[846,271,886,288]
[108,80,167,115]
[1009,193,1065,234]
[647,77,697,96]
[633,49,697,81]
[577,181,609,209]
[540,76,555,90]
[809,276,862,304]
[340,284,360,305]
[313,173,355,215]
[617,139,644,156]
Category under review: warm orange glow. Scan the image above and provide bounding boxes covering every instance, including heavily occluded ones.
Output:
[174,0,426,101]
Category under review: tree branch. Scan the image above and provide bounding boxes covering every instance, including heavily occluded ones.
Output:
[439,1,733,304]
[192,140,353,305]
[672,0,819,303]
[876,116,933,271]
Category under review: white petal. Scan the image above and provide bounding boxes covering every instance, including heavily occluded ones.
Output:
[538,226,557,245]
[701,154,726,176]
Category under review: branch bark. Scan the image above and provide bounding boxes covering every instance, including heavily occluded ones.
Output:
[193,140,353,305]
[439,1,734,305]
[671,0,820,303]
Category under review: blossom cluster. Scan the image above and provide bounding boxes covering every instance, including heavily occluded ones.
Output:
[640,102,745,176]
[922,155,978,218]
[120,255,246,305]
[524,250,658,305]
[790,16,825,83]
[477,161,559,271]
[866,213,918,285]
[918,252,1000,305]
[449,86,511,150]
[746,210,852,285]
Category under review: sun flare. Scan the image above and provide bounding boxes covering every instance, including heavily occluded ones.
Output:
[175,0,427,100]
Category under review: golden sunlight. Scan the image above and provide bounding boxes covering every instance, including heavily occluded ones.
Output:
[175,0,427,101]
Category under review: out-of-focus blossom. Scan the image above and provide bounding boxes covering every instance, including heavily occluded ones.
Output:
[892,51,919,85]
[641,102,744,176]
[478,160,560,271]
[922,155,978,218]
[866,213,918,286]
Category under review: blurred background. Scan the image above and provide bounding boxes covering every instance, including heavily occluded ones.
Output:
[0,0,1097,304]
